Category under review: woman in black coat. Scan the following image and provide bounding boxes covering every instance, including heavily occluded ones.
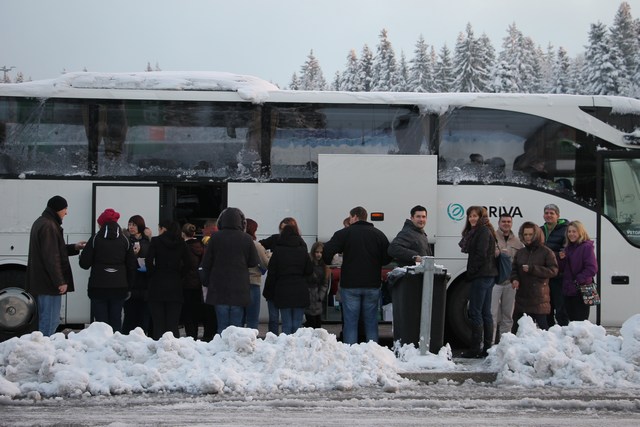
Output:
[122,214,152,335]
[146,220,191,340]
[263,224,313,334]
[201,207,259,334]
[181,223,205,340]
[459,206,498,358]
[79,208,137,333]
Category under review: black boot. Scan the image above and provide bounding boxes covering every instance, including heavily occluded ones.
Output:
[481,322,494,357]
[460,324,483,358]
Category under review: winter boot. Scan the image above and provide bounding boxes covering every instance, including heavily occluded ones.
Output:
[481,321,494,357]
[460,324,483,358]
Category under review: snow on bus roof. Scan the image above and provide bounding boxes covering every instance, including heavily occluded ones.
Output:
[0,71,280,103]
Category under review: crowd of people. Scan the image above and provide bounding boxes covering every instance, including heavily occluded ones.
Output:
[25,195,598,358]
[460,203,598,358]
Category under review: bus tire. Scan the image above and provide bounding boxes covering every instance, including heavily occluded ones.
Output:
[0,268,26,291]
[446,280,472,347]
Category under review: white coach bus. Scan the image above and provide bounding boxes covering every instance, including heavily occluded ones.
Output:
[1,71,639,345]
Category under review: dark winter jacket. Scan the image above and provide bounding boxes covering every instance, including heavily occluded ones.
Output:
[126,232,151,299]
[146,232,190,303]
[322,220,391,289]
[305,261,330,316]
[465,224,498,280]
[79,221,137,299]
[511,227,558,315]
[264,232,313,309]
[541,219,568,254]
[559,239,598,297]
[26,207,80,296]
[388,219,432,265]
[201,207,259,307]
[183,238,205,291]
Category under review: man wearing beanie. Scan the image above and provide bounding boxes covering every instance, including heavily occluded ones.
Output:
[26,195,86,336]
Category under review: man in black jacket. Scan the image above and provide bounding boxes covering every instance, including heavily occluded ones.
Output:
[388,205,432,265]
[26,195,85,336]
[323,206,391,344]
[541,203,569,327]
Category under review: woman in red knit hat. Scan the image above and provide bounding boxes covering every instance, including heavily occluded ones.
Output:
[80,208,137,332]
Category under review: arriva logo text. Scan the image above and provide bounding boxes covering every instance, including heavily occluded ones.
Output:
[447,203,523,221]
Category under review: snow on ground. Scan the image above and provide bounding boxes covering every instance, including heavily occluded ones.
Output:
[1,315,639,400]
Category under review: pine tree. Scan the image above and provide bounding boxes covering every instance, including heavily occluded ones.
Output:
[476,33,496,91]
[145,62,153,72]
[15,71,24,83]
[540,43,556,92]
[371,29,398,91]
[569,54,586,94]
[549,47,572,94]
[289,72,300,90]
[583,22,624,95]
[496,23,528,92]
[340,49,360,91]
[358,44,374,92]
[408,35,431,92]
[434,44,454,92]
[610,1,639,96]
[452,23,487,92]
[299,49,327,90]
[332,71,341,91]
[489,60,519,93]
[393,51,409,91]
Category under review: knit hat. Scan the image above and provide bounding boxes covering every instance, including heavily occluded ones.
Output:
[47,195,68,212]
[97,208,121,227]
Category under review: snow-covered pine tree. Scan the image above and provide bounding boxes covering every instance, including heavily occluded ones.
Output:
[582,22,624,95]
[393,51,409,92]
[299,49,327,90]
[610,1,639,96]
[452,23,486,92]
[289,72,300,90]
[408,35,431,92]
[434,44,454,92]
[371,29,398,91]
[358,44,374,92]
[340,49,360,91]
[549,46,572,94]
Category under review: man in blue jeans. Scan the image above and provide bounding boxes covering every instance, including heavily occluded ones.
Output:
[323,206,391,344]
[25,195,85,336]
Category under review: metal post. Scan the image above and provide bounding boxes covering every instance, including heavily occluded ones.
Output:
[418,256,435,355]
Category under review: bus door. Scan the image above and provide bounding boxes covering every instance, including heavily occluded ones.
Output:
[227,181,318,322]
[62,183,160,325]
[598,152,640,326]
[317,154,438,321]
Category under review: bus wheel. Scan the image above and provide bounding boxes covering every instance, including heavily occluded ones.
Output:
[0,269,26,291]
[446,280,472,347]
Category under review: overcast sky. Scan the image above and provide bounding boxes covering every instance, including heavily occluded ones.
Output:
[1,0,638,87]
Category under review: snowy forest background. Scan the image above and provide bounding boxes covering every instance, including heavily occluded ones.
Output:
[290,2,640,98]
[3,2,640,99]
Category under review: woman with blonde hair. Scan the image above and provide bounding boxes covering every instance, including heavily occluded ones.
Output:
[459,206,498,358]
[558,220,598,322]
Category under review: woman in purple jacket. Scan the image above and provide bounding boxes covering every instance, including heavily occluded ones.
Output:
[559,220,598,322]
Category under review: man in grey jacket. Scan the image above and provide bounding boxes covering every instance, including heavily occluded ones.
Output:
[388,205,433,265]
[491,213,523,344]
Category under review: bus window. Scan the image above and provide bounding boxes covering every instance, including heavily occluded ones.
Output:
[269,104,428,179]
[0,98,262,180]
[437,107,599,205]
[603,158,640,246]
